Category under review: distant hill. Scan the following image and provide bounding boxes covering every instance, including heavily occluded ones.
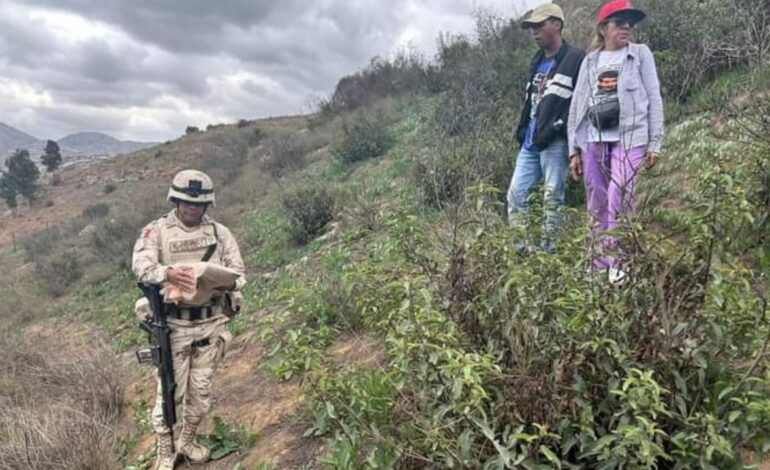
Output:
[57,132,155,157]
[0,122,156,163]
[0,122,39,156]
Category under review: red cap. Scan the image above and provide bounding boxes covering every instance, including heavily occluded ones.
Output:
[598,0,646,23]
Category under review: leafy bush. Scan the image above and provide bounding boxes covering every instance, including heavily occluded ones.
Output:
[274,126,770,467]
[261,131,318,178]
[431,13,531,138]
[103,182,117,194]
[249,128,266,146]
[90,200,165,270]
[630,0,767,101]
[185,125,200,134]
[326,49,427,114]
[198,416,258,460]
[337,176,391,234]
[22,225,65,263]
[332,116,394,165]
[282,185,336,244]
[82,202,110,219]
[35,250,83,297]
[410,13,529,208]
[307,188,770,466]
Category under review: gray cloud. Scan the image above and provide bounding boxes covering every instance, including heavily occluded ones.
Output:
[0,0,532,141]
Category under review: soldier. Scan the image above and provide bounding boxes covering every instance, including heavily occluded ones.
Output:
[132,169,246,470]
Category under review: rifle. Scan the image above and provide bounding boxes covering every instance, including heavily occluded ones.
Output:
[136,283,177,434]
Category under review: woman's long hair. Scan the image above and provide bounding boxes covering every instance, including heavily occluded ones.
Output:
[590,22,607,51]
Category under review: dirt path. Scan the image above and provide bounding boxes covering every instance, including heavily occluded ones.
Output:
[124,328,325,469]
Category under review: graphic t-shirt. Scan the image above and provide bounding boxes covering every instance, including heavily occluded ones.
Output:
[523,57,556,151]
[588,49,626,143]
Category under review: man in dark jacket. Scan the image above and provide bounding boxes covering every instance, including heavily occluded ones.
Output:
[507,3,585,252]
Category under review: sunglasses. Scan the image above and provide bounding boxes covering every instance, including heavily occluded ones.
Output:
[608,17,635,28]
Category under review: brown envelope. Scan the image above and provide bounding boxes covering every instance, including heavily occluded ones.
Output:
[164,262,240,305]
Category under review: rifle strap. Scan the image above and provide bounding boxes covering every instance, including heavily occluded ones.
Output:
[201,223,219,262]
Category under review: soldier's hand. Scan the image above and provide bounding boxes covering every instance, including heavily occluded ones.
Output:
[166,266,196,291]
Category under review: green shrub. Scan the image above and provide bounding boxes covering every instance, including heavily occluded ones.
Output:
[249,128,266,146]
[261,131,316,178]
[282,185,336,244]
[327,50,427,113]
[306,169,770,468]
[332,116,394,165]
[103,183,117,194]
[308,368,396,438]
[198,416,258,460]
[35,250,83,297]
[632,0,759,101]
[82,203,110,219]
[91,201,165,270]
[22,226,64,263]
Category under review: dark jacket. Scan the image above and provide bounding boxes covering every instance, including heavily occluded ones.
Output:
[516,41,585,151]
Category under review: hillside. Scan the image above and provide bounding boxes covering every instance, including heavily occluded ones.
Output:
[0,122,38,156]
[1,1,770,469]
[58,132,156,156]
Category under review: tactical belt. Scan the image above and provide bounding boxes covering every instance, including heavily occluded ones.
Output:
[166,299,221,321]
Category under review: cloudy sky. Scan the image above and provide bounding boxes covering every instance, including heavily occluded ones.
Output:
[0,0,543,142]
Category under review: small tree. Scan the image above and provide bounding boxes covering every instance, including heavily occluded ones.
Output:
[6,149,40,204]
[185,126,200,135]
[0,172,18,209]
[40,140,63,172]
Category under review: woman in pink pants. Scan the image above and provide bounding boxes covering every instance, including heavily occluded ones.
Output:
[567,0,664,282]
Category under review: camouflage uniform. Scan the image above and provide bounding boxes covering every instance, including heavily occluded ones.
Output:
[132,170,245,470]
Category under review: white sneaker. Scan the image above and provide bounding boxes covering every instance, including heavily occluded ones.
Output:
[608,267,627,285]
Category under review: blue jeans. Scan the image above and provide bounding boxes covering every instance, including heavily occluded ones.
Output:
[506,138,568,250]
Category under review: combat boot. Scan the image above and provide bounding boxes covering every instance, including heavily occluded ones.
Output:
[153,432,176,470]
[176,422,211,464]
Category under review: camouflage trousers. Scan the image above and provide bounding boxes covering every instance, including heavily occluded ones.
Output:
[151,314,231,434]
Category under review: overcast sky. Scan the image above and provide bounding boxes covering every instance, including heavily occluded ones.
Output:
[0,0,544,142]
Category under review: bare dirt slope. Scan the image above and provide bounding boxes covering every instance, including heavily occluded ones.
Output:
[122,325,384,469]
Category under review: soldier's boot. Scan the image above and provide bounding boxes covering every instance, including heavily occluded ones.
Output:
[176,422,211,464]
[153,433,176,470]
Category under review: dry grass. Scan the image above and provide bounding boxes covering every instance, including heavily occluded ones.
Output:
[0,334,128,469]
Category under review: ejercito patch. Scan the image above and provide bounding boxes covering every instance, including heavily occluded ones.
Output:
[169,236,216,253]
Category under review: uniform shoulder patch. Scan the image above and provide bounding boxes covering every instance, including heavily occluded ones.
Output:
[141,221,161,239]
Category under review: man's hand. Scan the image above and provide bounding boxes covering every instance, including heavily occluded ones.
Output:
[569,153,583,181]
[645,151,660,170]
[165,266,196,292]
